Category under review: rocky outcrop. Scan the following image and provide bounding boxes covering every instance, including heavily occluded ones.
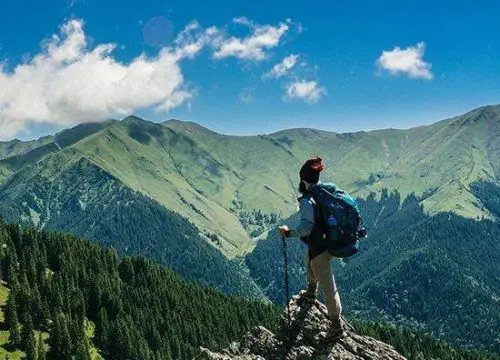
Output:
[195,291,407,360]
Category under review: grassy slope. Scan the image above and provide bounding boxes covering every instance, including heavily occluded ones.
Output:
[164,105,500,221]
[0,122,114,189]
[70,117,255,256]
[384,107,498,218]
[0,156,264,298]
[0,106,498,257]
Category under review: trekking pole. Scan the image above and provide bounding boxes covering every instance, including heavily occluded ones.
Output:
[281,235,292,330]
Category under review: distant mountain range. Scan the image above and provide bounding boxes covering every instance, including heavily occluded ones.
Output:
[1,104,499,257]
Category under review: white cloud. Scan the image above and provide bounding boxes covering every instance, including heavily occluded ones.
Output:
[284,80,326,103]
[263,54,299,79]
[0,19,212,140]
[0,16,301,140]
[376,42,433,79]
[212,18,290,61]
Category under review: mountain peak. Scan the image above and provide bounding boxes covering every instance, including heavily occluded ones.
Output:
[121,115,148,123]
[195,291,407,360]
[163,119,219,135]
[452,104,500,126]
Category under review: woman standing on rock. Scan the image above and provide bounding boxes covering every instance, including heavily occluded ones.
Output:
[279,156,346,342]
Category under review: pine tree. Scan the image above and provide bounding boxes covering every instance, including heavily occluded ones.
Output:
[20,313,36,360]
[7,262,19,291]
[40,299,51,331]
[30,285,44,329]
[37,333,46,360]
[48,313,74,360]
[95,307,109,355]
[5,290,21,347]
[74,333,91,360]
[1,219,498,360]
[59,314,73,360]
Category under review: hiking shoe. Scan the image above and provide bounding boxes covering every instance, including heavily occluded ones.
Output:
[303,282,318,303]
[323,319,346,343]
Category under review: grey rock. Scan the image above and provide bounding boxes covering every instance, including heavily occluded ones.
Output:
[194,291,407,360]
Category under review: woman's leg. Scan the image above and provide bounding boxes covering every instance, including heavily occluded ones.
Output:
[310,250,342,320]
[304,251,318,297]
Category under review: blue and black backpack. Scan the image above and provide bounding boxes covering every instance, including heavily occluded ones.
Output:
[308,183,367,258]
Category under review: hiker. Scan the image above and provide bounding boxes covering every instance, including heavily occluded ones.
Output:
[279,156,346,341]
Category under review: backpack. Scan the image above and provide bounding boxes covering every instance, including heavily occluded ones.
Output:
[308,183,367,258]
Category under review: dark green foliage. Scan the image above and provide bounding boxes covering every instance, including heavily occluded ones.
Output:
[0,218,496,359]
[20,314,36,360]
[0,158,262,298]
[246,188,500,352]
[0,218,280,360]
[5,289,21,347]
[354,321,500,360]
[230,199,281,237]
[470,180,500,217]
[245,218,307,305]
[37,333,47,360]
[275,136,294,147]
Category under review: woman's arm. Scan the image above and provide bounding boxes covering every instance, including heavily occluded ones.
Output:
[287,197,315,238]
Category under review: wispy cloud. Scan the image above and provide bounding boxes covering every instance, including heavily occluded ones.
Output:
[284,80,326,103]
[263,54,324,104]
[263,54,299,79]
[376,42,433,79]
[212,17,290,61]
[66,0,87,9]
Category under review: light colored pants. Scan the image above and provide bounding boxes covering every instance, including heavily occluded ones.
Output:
[305,250,342,320]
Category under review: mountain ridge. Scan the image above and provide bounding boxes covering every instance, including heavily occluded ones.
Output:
[1,104,500,258]
[3,103,498,145]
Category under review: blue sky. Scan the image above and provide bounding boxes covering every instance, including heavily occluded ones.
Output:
[0,0,499,140]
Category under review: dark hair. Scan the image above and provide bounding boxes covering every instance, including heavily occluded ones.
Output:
[298,181,307,194]
[299,156,325,184]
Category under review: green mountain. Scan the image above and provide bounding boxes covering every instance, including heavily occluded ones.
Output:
[0,157,263,299]
[1,219,498,360]
[0,122,115,184]
[0,136,53,160]
[1,105,499,258]
[165,104,500,221]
